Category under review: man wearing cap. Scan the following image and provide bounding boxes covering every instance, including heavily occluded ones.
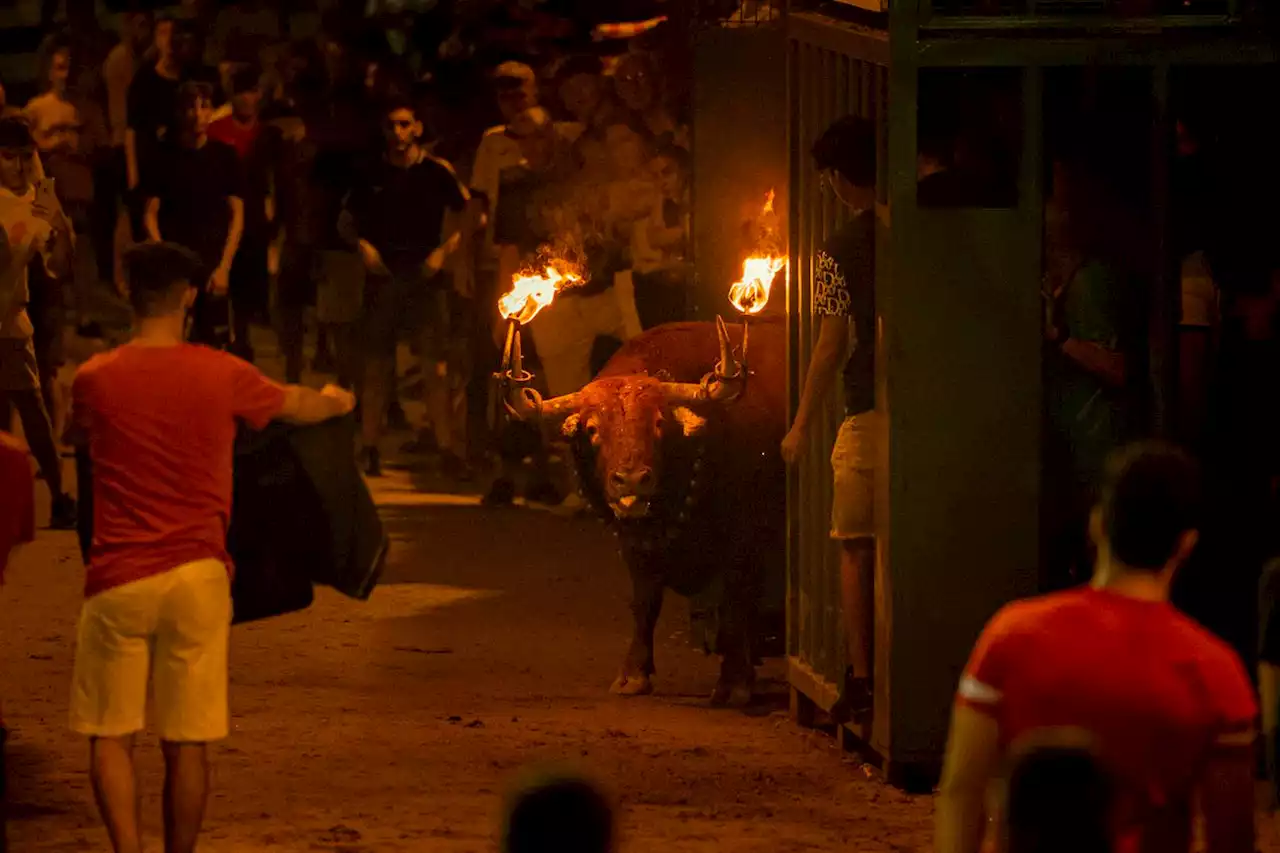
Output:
[0,114,77,529]
[67,240,355,853]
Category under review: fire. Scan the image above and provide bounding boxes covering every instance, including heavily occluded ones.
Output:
[729,255,785,315]
[499,264,582,325]
[728,190,785,315]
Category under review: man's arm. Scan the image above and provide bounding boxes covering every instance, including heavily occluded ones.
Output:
[210,195,244,294]
[935,704,1002,853]
[124,128,140,191]
[781,314,848,463]
[143,196,162,242]
[1058,337,1126,390]
[276,384,355,426]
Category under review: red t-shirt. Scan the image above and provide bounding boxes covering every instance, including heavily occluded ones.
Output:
[959,587,1257,851]
[0,435,35,582]
[208,116,261,160]
[72,343,287,598]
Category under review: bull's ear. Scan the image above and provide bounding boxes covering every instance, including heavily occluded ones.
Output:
[671,406,706,437]
[561,413,582,438]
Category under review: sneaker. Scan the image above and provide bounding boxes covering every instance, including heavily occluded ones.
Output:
[362,446,382,478]
[50,493,78,530]
[482,477,516,508]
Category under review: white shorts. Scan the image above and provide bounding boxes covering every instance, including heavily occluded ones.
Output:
[70,558,232,743]
[830,414,880,541]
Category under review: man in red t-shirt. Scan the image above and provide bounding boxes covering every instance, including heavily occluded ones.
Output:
[67,241,354,853]
[936,443,1257,853]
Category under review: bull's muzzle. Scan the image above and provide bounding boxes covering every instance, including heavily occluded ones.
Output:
[609,468,656,519]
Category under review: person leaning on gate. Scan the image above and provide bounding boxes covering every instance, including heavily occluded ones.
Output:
[0,114,77,530]
[64,241,355,853]
[780,114,879,723]
[935,442,1257,853]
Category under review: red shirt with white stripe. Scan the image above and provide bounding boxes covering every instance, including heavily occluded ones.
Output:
[959,586,1257,851]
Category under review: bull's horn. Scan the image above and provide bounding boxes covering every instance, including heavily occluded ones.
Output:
[657,316,745,405]
[506,385,583,424]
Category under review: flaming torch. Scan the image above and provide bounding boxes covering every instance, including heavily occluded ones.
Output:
[726,190,787,378]
[494,260,583,420]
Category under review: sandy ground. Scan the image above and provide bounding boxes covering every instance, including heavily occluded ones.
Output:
[2,490,935,853]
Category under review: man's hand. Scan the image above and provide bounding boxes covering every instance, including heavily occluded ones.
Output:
[781,423,807,465]
[358,240,389,276]
[208,265,230,296]
[321,383,356,415]
[423,246,447,278]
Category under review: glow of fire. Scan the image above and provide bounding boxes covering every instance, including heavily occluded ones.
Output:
[499,265,582,324]
[728,190,786,315]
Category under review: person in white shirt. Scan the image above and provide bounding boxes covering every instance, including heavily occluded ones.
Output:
[0,116,76,528]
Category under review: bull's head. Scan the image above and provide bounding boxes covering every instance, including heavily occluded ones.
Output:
[508,316,742,520]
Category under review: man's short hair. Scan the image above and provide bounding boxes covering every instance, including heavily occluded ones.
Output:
[494,61,536,87]
[1005,743,1113,853]
[503,771,613,853]
[812,115,877,189]
[0,115,35,150]
[1099,442,1202,571]
[557,55,603,82]
[382,95,419,121]
[123,242,204,318]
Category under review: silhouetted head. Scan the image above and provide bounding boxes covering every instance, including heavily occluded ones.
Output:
[503,770,614,853]
[1004,740,1114,853]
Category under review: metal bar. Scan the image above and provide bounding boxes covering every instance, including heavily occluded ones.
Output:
[1149,63,1174,439]
[921,13,1236,30]
[788,12,891,65]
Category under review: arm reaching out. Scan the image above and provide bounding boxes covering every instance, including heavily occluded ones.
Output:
[276,384,356,426]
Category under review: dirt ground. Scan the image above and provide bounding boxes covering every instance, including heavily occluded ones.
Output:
[2,488,936,853]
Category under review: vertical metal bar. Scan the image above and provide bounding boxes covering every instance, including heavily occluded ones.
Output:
[801,41,819,670]
[785,34,800,663]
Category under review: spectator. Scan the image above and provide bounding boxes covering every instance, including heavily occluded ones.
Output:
[780,115,878,723]
[1003,738,1114,853]
[503,769,615,853]
[209,66,274,361]
[142,81,244,349]
[124,15,180,197]
[0,116,77,529]
[26,35,80,153]
[935,442,1257,853]
[101,9,151,291]
[65,240,354,853]
[630,143,689,329]
[342,97,467,478]
[612,51,685,148]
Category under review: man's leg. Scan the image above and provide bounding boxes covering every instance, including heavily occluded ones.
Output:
[840,538,875,682]
[154,559,231,853]
[361,353,389,476]
[160,742,208,853]
[828,416,877,722]
[12,389,75,526]
[90,736,143,853]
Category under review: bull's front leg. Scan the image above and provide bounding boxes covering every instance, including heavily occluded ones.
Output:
[611,561,664,697]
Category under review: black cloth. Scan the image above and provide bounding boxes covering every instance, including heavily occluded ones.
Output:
[75,416,388,625]
[127,64,182,175]
[345,155,466,281]
[145,139,244,268]
[813,210,875,416]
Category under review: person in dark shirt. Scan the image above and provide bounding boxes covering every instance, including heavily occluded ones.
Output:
[342,97,466,477]
[142,81,244,349]
[780,115,878,723]
[209,66,275,362]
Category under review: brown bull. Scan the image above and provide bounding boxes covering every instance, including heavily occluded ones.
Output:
[511,317,785,705]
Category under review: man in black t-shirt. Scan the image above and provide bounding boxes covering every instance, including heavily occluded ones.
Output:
[142,82,244,348]
[781,115,879,723]
[342,98,467,477]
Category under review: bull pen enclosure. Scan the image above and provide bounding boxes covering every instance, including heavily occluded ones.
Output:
[690,0,1278,783]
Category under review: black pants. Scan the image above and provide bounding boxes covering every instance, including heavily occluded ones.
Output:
[0,390,63,498]
[90,148,126,286]
[275,243,315,384]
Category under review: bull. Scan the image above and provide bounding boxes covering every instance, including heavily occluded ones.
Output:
[509,316,785,706]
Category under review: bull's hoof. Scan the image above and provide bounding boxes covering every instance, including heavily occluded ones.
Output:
[610,673,654,697]
[710,680,754,708]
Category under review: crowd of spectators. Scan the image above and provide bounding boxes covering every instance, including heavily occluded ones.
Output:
[0,0,692,511]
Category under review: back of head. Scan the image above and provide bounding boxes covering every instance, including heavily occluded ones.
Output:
[502,770,614,853]
[811,114,876,189]
[0,114,34,150]
[1099,442,1201,572]
[1006,742,1114,853]
[123,242,204,318]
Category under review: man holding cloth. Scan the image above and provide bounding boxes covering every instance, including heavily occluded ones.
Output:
[67,241,354,853]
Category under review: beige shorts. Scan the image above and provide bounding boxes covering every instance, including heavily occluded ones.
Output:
[70,558,232,743]
[831,414,879,540]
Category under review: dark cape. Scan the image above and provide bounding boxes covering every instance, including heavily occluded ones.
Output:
[76,416,387,624]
